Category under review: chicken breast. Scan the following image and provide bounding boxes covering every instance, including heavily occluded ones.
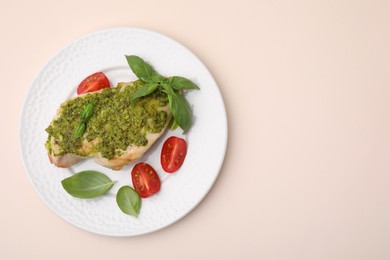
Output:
[45,81,171,170]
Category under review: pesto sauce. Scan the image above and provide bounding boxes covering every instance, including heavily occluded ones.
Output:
[45,80,169,159]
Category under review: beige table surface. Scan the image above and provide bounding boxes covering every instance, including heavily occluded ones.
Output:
[2,0,390,259]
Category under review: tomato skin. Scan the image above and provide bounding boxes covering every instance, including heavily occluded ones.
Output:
[131,163,161,198]
[161,136,187,173]
[77,72,110,95]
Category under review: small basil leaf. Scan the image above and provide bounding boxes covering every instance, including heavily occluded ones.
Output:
[169,93,192,133]
[61,171,116,199]
[161,83,176,96]
[83,103,94,121]
[116,186,141,217]
[131,83,159,104]
[73,122,86,138]
[168,116,179,130]
[125,55,162,83]
[170,76,199,90]
[80,109,86,119]
[151,74,165,83]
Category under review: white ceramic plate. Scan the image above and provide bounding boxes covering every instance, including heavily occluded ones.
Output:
[19,28,227,236]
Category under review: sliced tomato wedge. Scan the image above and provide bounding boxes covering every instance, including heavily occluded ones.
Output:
[161,136,187,173]
[131,163,161,198]
[77,72,110,95]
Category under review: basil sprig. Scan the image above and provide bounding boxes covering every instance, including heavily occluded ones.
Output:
[125,55,199,133]
[61,170,116,199]
[74,102,94,138]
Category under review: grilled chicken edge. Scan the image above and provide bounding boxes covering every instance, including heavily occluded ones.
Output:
[47,128,169,170]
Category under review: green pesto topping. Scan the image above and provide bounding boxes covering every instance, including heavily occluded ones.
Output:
[45,80,169,159]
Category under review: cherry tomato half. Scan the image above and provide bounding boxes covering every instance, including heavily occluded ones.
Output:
[77,72,110,95]
[161,136,187,173]
[131,163,161,198]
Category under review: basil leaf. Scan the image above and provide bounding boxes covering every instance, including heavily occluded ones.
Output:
[75,103,95,138]
[161,82,176,96]
[116,186,141,217]
[169,93,192,133]
[168,116,179,130]
[73,122,86,138]
[80,108,86,118]
[125,55,162,83]
[131,83,159,104]
[151,74,165,83]
[61,171,116,199]
[170,76,199,90]
[82,103,94,121]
